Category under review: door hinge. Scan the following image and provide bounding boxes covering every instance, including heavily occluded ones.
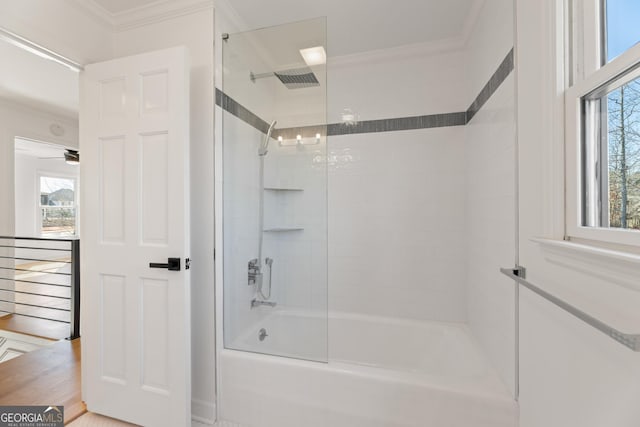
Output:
[185,258,191,270]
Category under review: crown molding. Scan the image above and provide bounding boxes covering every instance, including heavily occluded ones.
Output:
[64,0,114,29]
[330,0,485,68]
[67,0,213,33]
[330,37,466,68]
[213,0,250,33]
[113,0,214,32]
[68,0,482,64]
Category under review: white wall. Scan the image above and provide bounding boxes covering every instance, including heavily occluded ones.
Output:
[220,113,329,351]
[112,8,216,423]
[217,9,471,333]
[327,48,468,323]
[264,141,328,312]
[463,0,517,396]
[220,114,266,346]
[517,0,640,426]
[13,155,38,237]
[328,128,467,322]
[464,75,516,394]
[465,1,514,103]
[0,0,113,64]
[262,141,328,317]
[14,153,79,237]
[330,48,467,121]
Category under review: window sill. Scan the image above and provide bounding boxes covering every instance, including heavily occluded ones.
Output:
[531,237,640,292]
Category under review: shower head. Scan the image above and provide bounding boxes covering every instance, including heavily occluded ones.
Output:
[250,66,320,90]
[274,67,319,89]
[258,120,277,156]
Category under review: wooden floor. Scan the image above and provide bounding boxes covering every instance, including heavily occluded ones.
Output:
[0,313,69,340]
[0,338,85,424]
[68,412,137,426]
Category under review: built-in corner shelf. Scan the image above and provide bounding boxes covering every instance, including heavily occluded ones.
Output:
[264,187,304,192]
[263,187,304,233]
[263,227,304,232]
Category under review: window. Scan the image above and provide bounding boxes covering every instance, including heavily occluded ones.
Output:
[604,0,640,63]
[566,0,640,245]
[582,67,640,231]
[39,175,77,237]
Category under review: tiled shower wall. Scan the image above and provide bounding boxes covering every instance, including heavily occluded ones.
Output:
[327,49,469,322]
[464,0,517,395]
[218,26,328,353]
[326,0,518,393]
[218,2,518,392]
[220,46,473,324]
[220,34,517,329]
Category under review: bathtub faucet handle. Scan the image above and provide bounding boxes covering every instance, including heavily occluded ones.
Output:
[248,258,262,286]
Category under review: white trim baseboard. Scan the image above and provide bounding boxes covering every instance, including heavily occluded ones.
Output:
[192,398,216,425]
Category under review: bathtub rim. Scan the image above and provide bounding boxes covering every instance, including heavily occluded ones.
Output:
[222,308,515,402]
[219,345,515,405]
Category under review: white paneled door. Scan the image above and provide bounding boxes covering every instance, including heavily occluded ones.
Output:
[80,47,191,427]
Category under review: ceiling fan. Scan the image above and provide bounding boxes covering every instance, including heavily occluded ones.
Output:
[38,149,80,165]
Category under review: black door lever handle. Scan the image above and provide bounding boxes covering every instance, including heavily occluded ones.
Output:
[149,258,181,271]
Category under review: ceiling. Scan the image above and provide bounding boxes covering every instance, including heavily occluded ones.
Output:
[88,0,481,56]
[15,138,67,159]
[90,0,161,14]
[226,0,482,57]
[0,40,78,117]
[0,0,480,118]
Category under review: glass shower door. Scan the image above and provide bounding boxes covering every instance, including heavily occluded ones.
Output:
[221,18,328,362]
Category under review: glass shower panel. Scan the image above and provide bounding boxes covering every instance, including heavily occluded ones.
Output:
[222,18,328,362]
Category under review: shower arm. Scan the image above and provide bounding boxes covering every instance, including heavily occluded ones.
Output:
[250,71,275,82]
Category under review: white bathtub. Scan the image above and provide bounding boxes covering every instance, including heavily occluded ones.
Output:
[219,311,518,427]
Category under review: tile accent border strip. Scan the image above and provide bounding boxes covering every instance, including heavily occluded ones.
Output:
[329,112,468,135]
[215,89,271,134]
[216,48,514,136]
[466,48,514,122]
[272,113,467,140]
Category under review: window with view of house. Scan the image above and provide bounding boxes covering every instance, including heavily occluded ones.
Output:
[39,176,77,236]
[566,0,640,245]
